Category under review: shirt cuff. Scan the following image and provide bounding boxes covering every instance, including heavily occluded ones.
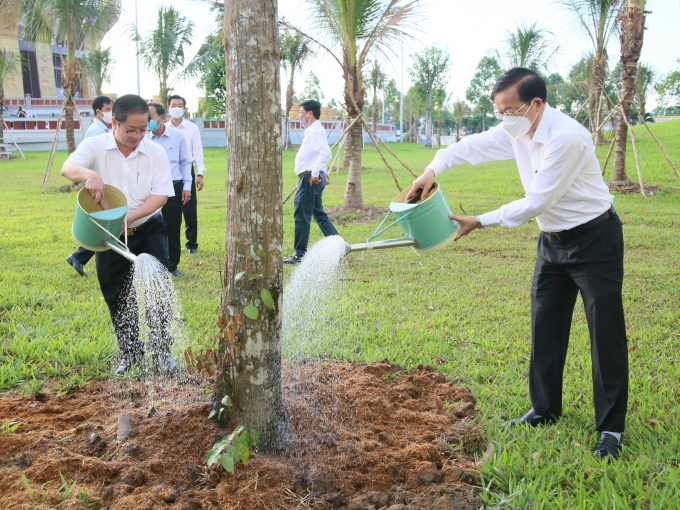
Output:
[427,158,449,177]
[478,209,501,228]
[183,182,192,192]
[311,168,324,178]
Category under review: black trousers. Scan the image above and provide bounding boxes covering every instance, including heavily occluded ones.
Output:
[71,246,95,265]
[182,165,198,250]
[530,207,628,432]
[161,181,184,272]
[95,215,172,360]
[293,173,338,255]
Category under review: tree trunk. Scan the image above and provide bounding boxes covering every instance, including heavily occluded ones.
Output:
[591,49,608,146]
[215,0,284,450]
[482,115,485,132]
[284,70,294,150]
[343,119,363,207]
[409,113,416,143]
[372,88,378,142]
[611,2,646,186]
[0,86,4,154]
[638,93,646,122]
[426,89,432,148]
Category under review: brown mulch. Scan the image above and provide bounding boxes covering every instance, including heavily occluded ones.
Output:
[608,183,660,196]
[326,205,390,226]
[0,361,486,510]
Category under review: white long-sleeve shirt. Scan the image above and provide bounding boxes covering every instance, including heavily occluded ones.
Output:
[427,104,614,232]
[165,118,206,175]
[294,119,331,178]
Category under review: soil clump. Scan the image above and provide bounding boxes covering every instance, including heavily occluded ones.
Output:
[0,361,485,509]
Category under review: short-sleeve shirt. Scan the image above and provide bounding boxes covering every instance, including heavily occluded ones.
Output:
[85,118,109,138]
[65,132,174,228]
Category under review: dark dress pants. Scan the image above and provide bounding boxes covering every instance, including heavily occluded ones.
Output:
[182,165,198,250]
[71,246,95,265]
[530,207,628,432]
[95,215,172,361]
[293,173,339,255]
[161,181,184,272]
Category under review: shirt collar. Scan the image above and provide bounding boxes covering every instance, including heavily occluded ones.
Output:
[94,118,109,131]
[531,103,552,145]
[105,131,147,154]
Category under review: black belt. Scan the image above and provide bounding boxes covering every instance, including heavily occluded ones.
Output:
[172,179,183,184]
[126,213,160,237]
[544,208,613,242]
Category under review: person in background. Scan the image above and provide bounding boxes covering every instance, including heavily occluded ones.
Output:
[166,95,205,255]
[66,95,114,276]
[16,106,26,130]
[147,102,192,277]
[283,99,338,264]
[60,94,177,376]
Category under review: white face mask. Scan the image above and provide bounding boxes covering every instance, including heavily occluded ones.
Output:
[300,111,312,129]
[501,100,538,139]
[169,107,185,119]
[100,110,112,124]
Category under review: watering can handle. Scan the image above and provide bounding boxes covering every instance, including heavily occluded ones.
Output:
[87,217,134,255]
[367,209,415,242]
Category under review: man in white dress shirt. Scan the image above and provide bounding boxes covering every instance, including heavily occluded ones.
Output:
[284,99,339,264]
[408,68,627,461]
[167,95,205,255]
[147,103,192,278]
[61,94,177,376]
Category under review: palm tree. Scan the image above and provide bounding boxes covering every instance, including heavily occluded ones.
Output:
[451,99,469,142]
[284,0,421,208]
[83,47,115,96]
[129,6,195,107]
[19,0,120,153]
[365,60,386,137]
[556,0,623,145]
[635,64,655,122]
[279,32,312,150]
[495,20,559,72]
[0,48,22,155]
[611,0,647,186]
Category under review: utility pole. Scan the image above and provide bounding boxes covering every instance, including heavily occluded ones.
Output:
[400,41,404,142]
[135,0,140,95]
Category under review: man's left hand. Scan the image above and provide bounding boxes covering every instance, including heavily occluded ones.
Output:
[182,190,191,205]
[197,175,204,191]
[308,175,322,186]
[325,172,331,184]
[449,214,479,241]
[120,213,136,236]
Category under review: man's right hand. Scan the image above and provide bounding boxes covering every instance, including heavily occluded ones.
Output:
[85,173,105,204]
[406,168,435,202]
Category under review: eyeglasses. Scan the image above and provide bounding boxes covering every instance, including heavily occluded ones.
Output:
[118,124,148,136]
[495,100,532,120]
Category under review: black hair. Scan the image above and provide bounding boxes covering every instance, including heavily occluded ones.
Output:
[148,102,166,116]
[167,95,186,108]
[300,99,321,119]
[92,95,112,114]
[491,68,547,103]
[112,94,150,124]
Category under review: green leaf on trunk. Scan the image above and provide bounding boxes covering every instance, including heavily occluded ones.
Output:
[223,425,245,444]
[243,304,259,320]
[236,440,250,466]
[250,430,260,445]
[219,453,235,473]
[208,409,216,419]
[247,273,260,280]
[221,395,232,406]
[225,444,239,462]
[206,443,224,466]
[256,249,265,257]
[261,289,276,310]
[234,271,245,282]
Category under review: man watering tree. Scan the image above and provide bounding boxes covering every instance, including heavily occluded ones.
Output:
[408,68,628,461]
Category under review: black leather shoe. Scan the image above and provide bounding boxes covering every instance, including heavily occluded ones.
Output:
[506,408,559,427]
[114,358,132,375]
[283,253,304,264]
[188,248,197,255]
[170,269,181,277]
[67,255,87,277]
[153,353,178,375]
[594,433,622,461]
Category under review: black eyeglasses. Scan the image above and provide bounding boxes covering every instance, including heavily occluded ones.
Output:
[118,124,148,136]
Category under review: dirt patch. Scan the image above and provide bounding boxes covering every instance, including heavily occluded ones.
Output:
[608,183,660,196]
[0,361,485,510]
[326,205,390,226]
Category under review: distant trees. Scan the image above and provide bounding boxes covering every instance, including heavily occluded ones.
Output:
[302,71,324,104]
[280,32,312,149]
[495,20,559,72]
[466,56,502,131]
[83,47,114,97]
[655,59,680,113]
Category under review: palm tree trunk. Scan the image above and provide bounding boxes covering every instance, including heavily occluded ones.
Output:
[62,58,77,155]
[215,0,284,450]
[343,118,363,207]
[284,71,294,150]
[591,50,608,146]
[611,1,646,186]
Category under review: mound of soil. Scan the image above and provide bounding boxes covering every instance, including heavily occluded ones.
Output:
[0,361,486,510]
[326,205,390,226]
[608,183,660,196]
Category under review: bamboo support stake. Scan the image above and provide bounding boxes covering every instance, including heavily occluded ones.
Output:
[364,121,418,178]
[631,103,680,181]
[42,97,69,193]
[2,119,25,159]
[618,103,647,198]
[601,133,617,177]
[361,118,401,192]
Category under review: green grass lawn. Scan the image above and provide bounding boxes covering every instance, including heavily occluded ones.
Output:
[1,121,679,508]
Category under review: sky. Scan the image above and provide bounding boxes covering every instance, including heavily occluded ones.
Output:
[101,0,680,115]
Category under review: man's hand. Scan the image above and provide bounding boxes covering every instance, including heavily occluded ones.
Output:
[407,168,435,202]
[325,172,331,184]
[449,214,478,241]
[182,190,191,205]
[120,212,135,236]
[197,175,204,191]
[85,173,105,204]
[308,175,322,186]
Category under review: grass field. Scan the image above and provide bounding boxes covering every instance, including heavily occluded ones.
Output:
[1,121,679,508]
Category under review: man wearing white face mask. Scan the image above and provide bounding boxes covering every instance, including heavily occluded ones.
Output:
[66,95,114,277]
[408,68,627,461]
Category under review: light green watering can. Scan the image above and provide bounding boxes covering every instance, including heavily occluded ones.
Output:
[345,182,458,254]
[72,184,137,262]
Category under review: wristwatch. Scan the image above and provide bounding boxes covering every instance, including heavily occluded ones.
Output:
[476,216,483,229]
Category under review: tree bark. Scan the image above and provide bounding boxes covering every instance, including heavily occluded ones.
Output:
[0,86,4,154]
[215,0,284,451]
[284,69,295,150]
[590,49,608,146]
[426,88,432,148]
[611,2,646,186]
[343,119,363,207]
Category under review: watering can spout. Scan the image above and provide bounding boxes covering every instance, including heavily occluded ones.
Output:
[345,237,417,253]
[104,238,137,263]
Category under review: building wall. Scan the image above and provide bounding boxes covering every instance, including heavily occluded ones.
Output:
[0,5,23,97]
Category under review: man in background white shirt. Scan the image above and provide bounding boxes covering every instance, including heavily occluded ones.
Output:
[284,99,339,264]
[61,94,177,376]
[408,68,627,461]
[167,95,205,255]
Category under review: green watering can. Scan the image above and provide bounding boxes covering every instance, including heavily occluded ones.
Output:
[345,182,458,254]
[72,184,137,262]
